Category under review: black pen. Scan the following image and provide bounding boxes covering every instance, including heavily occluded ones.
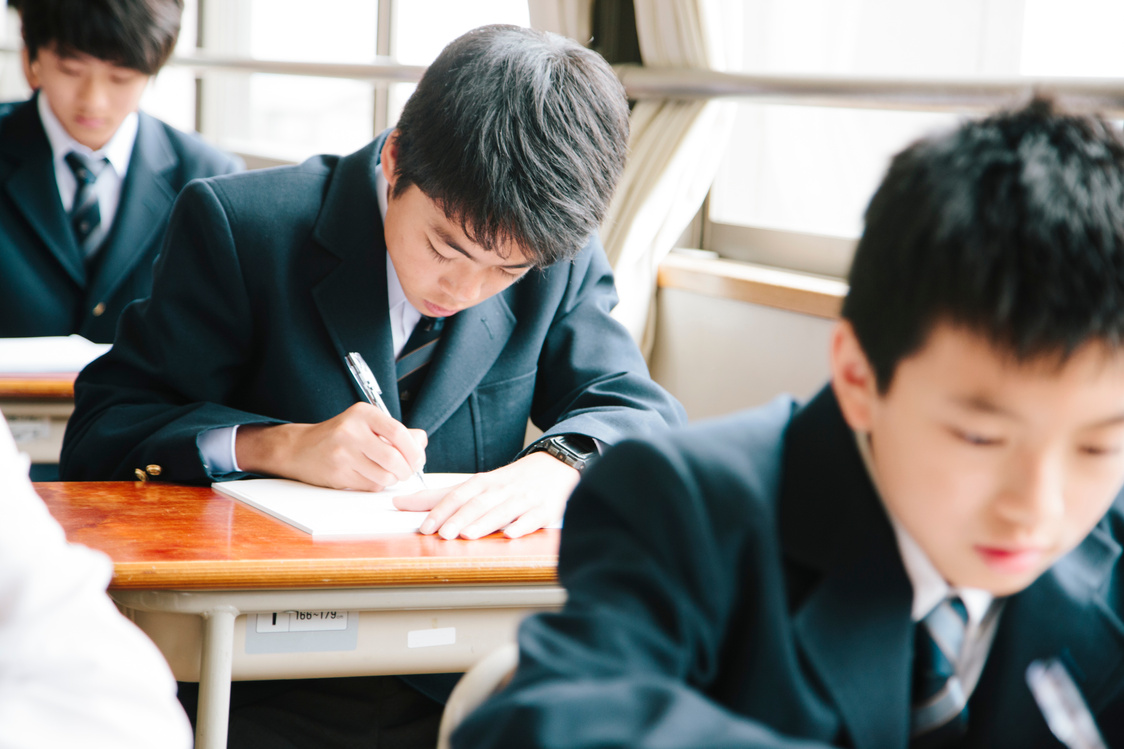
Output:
[345,351,429,489]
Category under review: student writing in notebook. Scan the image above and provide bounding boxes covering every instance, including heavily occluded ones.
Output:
[455,98,1124,748]
[0,0,241,343]
[61,24,685,749]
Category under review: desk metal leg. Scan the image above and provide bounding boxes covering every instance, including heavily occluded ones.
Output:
[196,607,237,749]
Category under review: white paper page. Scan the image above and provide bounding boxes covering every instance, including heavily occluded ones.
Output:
[0,335,112,373]
[212,474,470,537]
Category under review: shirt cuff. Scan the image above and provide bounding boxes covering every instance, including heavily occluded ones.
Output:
[199,425,240,475]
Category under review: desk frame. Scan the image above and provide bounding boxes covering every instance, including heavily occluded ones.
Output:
[114,585,564,749]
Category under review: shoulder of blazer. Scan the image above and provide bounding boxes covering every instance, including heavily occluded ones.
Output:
[137,111,243,185]
[0,97,45,162]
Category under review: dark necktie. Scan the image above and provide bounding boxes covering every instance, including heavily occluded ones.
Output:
[64,151,110,257]
[911,595,970,747]
[396,315,445,420]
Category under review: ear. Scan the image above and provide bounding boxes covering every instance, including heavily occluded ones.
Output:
[380,130,399,190]
[830,320,879,432]
[21,47,39,90]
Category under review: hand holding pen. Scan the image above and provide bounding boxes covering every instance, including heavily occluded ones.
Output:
[346,352,429,489]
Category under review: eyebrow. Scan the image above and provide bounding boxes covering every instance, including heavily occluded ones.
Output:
[951,395,1124,430]
[432,225,534,270]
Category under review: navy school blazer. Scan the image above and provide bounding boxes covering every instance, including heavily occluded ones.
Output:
[455,386,1124,749]
[60,131,685,482]
[0,94,242,342]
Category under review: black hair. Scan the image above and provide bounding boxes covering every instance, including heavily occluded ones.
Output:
[19,0,183,75]
[391,24,630,267]
[842,96,1124,392]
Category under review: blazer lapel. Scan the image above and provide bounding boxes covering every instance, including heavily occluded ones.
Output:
[967,520,1124,746]
[1,97,85,286]
[407,293,515,433]
[310,142,400,418]
[87,112,177,306]
[781,388,914,749]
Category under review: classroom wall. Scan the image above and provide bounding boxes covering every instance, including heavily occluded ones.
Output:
[648,288,835,421]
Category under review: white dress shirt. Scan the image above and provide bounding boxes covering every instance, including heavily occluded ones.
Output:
[38,91,137,252]
[0,413,192,748]
[200,162,423,474]
[854,431,1003,697]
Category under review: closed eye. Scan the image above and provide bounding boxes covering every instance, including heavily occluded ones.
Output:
[426,238,453,264]
[1078,444,1121,457]
[950,427,1004,447]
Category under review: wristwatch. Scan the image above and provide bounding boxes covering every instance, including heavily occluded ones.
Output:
[527,434,598,473]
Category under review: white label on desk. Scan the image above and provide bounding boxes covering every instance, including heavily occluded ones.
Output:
[290,610,348,631]
[255,611,348,633]
[8,416,51,445]
[408,626,456,648]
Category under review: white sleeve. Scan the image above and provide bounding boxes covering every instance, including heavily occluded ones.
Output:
[0,414,192,749]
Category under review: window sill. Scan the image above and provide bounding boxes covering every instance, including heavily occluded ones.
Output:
[656,253,846,320]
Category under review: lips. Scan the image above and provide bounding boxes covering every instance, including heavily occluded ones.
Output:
[424,301,459,317]
[975,545,1045,574]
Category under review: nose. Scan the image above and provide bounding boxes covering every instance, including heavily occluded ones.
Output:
[994,450,1065,529]
[76,74,108,110]
[441,267,485,304]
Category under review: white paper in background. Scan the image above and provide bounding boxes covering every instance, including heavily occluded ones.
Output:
[212,474,470,537]
[0,335,112,373]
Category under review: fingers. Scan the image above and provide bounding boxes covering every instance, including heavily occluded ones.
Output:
[352,405,427,474]
[412,477,563,540]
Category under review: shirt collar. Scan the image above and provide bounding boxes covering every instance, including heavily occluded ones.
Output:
[853,430,994,625]
[37,91,138,177]
[377,162,411,315]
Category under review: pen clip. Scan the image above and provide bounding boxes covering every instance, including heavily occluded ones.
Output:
[1026,657,1107,749]
[345,352,382,404]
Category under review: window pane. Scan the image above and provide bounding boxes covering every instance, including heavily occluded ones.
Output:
[202,0,378,161]
[139,0,199,134]
[706,0,1124,274]
[388,0,531,125]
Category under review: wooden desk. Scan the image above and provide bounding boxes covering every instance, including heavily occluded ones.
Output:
[37,482,564,749]
[0,373,76,464]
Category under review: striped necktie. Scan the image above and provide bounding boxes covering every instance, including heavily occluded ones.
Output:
[396,315,445,420]
[910,595,970,747]
[64,151,111,258]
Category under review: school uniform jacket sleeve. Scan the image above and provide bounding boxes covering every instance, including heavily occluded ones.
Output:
[59,137,684,483]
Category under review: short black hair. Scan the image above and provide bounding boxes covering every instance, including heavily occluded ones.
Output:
[19,0,183,76]
[391,24,630,268]
[842,96,1124,392]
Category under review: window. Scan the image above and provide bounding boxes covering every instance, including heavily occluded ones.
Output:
[194,0,529,164]
[702,0,1124,278]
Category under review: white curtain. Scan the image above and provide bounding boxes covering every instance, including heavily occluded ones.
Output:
[605,1,736,356]
[527,0,594,43]
[530,1,737,357]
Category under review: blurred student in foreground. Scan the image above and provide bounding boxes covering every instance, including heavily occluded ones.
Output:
[0,410,191,747]
[455,97,1124,747]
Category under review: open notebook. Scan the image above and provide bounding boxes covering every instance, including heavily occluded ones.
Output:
[213,474,470,537]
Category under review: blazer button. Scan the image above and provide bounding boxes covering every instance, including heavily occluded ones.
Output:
[92,302,106,317]
[134,468,148,482]
[146,464,163,477]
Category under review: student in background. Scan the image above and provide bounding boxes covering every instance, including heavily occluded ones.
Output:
[454,98,1124,748]
[0,410,191,747]
[0,0,241,343]
[62,24,685,749]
